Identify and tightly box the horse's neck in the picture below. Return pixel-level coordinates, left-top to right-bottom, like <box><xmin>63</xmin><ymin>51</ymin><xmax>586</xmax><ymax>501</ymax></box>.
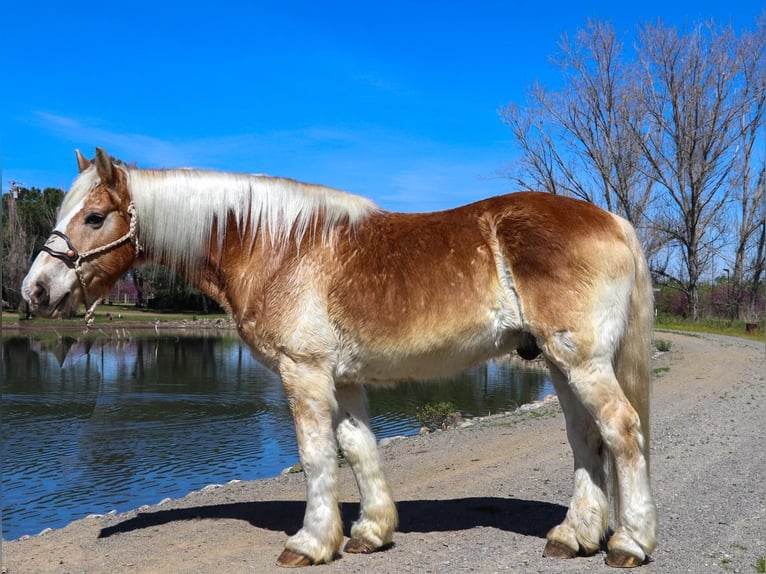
<box><xmin>134</xmin><ymin>201</ymin><xmax>284</xmax><ymax>316</ymax></box>
<box><xmin>129</xmin><ymin>167</ymin><xmax>377</xmax><ymax>317</ymax></box>
<box><xmin>131</xmin><ymin>169</ymin><xmax>231</xmax><ymax>279</ymax></box>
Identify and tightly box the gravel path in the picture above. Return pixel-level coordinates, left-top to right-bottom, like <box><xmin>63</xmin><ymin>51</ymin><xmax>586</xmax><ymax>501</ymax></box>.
<box><xmin>3</xmin><ymin>331</ymin><xmax>764</xmax><ymax>573</ymax></box>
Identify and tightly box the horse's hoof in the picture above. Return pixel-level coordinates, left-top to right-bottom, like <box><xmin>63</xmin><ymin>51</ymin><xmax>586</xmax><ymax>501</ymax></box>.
<box><xmin>344</xmin><ymin>537</ymin><xmax>377</xmax><ymax>554</ymax></box>
<box><xmin>277</xmin><ymin>548</ymin><xmax>313</xmax><ymax>568</ymax></box>
<box><xmin>605</xmin><ymin>549</ymin><xmax>644</xmax><ymax>568</ymax></box>
<box><xmin>543</xmin><ymin>540</ymin><xmax>577</xmax><ymax>559</ymax></box>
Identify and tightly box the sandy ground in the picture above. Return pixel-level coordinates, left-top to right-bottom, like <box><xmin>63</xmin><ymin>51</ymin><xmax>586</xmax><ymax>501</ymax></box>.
<box><xmin>3</xmin><ymin>331</ymin><xmax>764</xmax><ymax>573</ymax></box>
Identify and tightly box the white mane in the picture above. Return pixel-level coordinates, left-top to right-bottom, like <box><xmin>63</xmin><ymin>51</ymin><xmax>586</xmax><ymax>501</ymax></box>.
<box><xmin>62</xmin><ymin>166</ymin><xmax>380</xmax><ymax>275</ymax></box>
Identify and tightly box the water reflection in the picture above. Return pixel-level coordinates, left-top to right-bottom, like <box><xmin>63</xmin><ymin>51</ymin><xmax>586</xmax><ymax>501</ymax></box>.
<box><xmin>1</xmin><ymin>331</ymin><xmax>551</xmax><ymax>540</ymax></box>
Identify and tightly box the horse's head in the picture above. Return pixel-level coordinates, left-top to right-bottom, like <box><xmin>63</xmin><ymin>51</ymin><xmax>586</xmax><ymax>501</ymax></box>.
<box><xmin>21</xmin><ymin>148</ymin><xmax>141</xmax><ymax>319</ymax></box>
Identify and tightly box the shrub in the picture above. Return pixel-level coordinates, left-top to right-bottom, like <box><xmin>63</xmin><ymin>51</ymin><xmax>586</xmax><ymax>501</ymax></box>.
<box><xmin>654</xmin><ymin>338</ymin><xmax>673</xmax><ymax>352</ymax></box>
<box><xmin>416</xmin><ymin>401</ymin><xmax>458</xmax><ymax>431</ymax></box>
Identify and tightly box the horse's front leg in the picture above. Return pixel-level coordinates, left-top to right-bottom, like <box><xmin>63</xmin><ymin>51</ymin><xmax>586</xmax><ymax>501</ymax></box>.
<box><xmin>277</xmin><ymin>358</ymin><xmax>344</xmax><ymax>567</ymax></box>
<box><xmin>334</xmin><ymin>383</ymin><xmax>398</xmax><ymax>553</ymax></box>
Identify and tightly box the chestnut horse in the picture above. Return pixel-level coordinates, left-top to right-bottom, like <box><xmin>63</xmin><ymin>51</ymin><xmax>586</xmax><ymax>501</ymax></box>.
<box><xmin>22</xmin><ymin>148</ymin><xmax>657</xmax><ymax>567</ymax></box>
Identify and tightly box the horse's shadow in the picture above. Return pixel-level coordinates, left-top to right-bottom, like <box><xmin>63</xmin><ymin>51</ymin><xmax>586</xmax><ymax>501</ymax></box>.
<box><xmin>99</xmin><ymin>497</ymin><xmax>566</xmax><ymax>540</ymax></box>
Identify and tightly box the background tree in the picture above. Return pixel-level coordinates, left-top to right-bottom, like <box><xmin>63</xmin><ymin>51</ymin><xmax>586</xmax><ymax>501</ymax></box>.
<box><xmin>2</xmin><ymin>184</ymin><xmax>65</xmax><ymax>309</ymax></box>
<box><xmin>502</xmin><ymin>15</ymin><xmax>765</xmax><ymax>321</ymax></box>
<box><xmin>18</xmin><ymin>186</ymin><xmax>66</xmax><ymax>254</ymax></box>
<box><xmin>500</xmin><ymin>19</ymin><xmax>662</xmax><ymax>262</ymax></box>
<box><xmin>634</xmin><ymin>19</ymin><xmax>764</xmax><ymax>320</ymax></box>
<box><xmin>136</xmin><ymin>263</ymin><xmax>222</xmax><ymax>314</ymax></box>
<box><xmin>2</xmin><ymin>184</ymin><xmax>31</xmax><ymax>309</ymax></box>
<box><xmin>1</xmin><ymin>182</ymin><xmax>220</xmax><ymax>315</ymax></box>
<box><xmin>726</xmin><ymin>15</ymin><xmax>766</xmax><ymax>320</ymax></box>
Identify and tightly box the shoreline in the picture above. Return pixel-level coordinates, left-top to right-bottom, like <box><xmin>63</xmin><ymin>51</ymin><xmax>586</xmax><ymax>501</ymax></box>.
<box><xmin>2</xmin><ymin>315</ymin><xmax>238</xmax><ymax>334</ymax></box>
<box><xmin>5</xmin><ymin>394</ymin><xmax>561</xmax><ymax>545</ymax></box>
<box><xmin>3</xmin><ymin>331</ymin><xmax>765</xmax><ymax>573</ymax></box>
<box><xmin>1</xmin><ymin>335</ymin><xmax>552</xmax><ymax>543</ymax></box>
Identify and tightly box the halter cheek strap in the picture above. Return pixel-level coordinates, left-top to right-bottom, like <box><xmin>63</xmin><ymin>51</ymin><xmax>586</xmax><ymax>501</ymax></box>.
<box><xmin>41</xmin><ymin>202</ymin><xmax>142</xmax><ymax>330</ymax></box>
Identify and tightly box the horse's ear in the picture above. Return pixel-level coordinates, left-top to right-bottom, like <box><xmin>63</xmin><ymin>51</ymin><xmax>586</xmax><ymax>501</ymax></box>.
<box><xmin>75</xmin><ymin>149</ymin><xmax>91</xmax><ymax>173</ymax></box>
<box><xmin>94</xmin><ymin>147</ymin><xmax>116</xmax><ymax>186</ymax></box>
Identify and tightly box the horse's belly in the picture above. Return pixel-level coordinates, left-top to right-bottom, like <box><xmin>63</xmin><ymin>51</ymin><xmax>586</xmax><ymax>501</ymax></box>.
<box><xmin>333</xmin><ymin>323</ymin><xmax>525</xmax><ymax>384</ymax></box>
<box><xmin>331</xmin><ymin>281</ymin><xmax>527</xmax><ymax>383</ymax></box>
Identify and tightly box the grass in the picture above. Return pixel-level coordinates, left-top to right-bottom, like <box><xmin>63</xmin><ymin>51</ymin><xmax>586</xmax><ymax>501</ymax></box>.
<box><xmin>6</xmin><ymin>304</ymin><xmax>762</xmax><ymax>337</ymax></box>
<box><xmin>757</xmin><ymin>556</ymin><xmax>766</xmax><ymax>573</ymax></box>
<box><xmin>655</xmin><ymin>315</ymin><xmax>764</xmax><ymax>342</ymax></box>
<box><xmin>492</xmin><ymin>406</ymin><xmax>558</xmax><ymax>428</ymax></box>
<box><xmin>3</xmin><ymin>303</ymin><xmax>230</xmax><ymax>330</ymax></box>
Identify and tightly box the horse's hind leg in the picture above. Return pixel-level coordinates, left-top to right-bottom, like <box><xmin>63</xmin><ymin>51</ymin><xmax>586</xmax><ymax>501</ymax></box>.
<box><xmin>544</xmin><ymin>362</ymin><xmax>609</xmax><ymax>558</ymax></box>
<box><xmin>554</xmin><ymin>357</ymin><xmax>657</xmax><ymax>566</ymax></box>
<box><xmin>334</xmin><ymin>383</ymin><xmax>398</xmax><ymax>553</ymax></box>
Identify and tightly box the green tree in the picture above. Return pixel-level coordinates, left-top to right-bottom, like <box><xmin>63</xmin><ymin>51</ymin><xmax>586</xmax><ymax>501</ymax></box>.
<box><xmin>17</xmin><ymin>186</ymin><xmax>65</xmax><ymax>253</ymax></box>
<box><xmin>1</xmin><ymin>184</ymin><xmax>64</xmax><ymax>310</ymax></box>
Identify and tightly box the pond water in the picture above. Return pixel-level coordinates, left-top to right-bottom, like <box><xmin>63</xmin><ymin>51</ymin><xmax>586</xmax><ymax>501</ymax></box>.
<box><xmin>1</xmin><ymin>330</ymin><xmax>551</xmax><ymax>540</ymax></box>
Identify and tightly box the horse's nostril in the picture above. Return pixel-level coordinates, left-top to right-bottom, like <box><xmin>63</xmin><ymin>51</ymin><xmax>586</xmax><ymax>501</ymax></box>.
<box><xmin>34</xmin><ymin>282</ymin><xmax>50</xmax><ymax>307</ymax></box>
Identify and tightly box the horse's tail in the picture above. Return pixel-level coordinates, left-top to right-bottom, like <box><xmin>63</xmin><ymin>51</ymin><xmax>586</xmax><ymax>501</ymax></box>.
<box><xmin>610</xmin><ymin>218</ymin><xmax>654</xmax><ymax>510</ymax></box>
<box><xmin>616</xmin><ymin>219</ymin><xmax>653</xmax><ymax>466</ymax></box>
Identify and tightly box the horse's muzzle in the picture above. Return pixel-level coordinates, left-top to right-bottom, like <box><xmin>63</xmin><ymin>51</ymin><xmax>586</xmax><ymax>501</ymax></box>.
<box><xmin>21</xmin><ymin>258</ymin><xmax>80</xmax><ymax>319</ymax></box>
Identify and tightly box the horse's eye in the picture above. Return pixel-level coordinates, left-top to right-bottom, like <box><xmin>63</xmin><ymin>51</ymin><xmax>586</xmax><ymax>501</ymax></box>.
<box><xmin>85</xmin><ymin>212</ymin><xmax>106</xmax><ymax>228</ymax></box>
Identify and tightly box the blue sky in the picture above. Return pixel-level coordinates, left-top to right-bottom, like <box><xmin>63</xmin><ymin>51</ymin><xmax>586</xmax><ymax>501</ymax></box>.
<box><xmin>3</xmin><ymin>1</ymin><xmax>764</xmax><ymax>212</ymax></box>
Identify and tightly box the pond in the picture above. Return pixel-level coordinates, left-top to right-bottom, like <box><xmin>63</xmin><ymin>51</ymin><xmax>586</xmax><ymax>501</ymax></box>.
<box><xmin>1</xmin><ymin>330</ymin><xmax>552</xmax><ymax>540</ymax></box>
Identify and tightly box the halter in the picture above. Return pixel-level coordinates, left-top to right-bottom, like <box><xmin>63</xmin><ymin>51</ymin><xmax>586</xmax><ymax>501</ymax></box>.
<box><xmin>40</xmin><ymin>202</ymin><xmax>142</xmax><ymax>329</ymax></box>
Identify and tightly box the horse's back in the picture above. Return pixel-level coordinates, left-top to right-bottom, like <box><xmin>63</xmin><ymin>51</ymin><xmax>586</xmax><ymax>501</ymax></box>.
<box><xmin>329</xmin><ymin>202</ymin><xmax>516</xmax><ymax>381</ymax></box>
<box><xmin>326</xmin><ymin>192</ymin><xmax>637</xmax><ymax>382</ymax></box>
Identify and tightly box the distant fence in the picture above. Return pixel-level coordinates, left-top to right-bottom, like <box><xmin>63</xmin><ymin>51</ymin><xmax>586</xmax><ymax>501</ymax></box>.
<box><xmin>105</xmin><ymin>280</ymin><xmax>141</xmax><ymax>305</ymax></box>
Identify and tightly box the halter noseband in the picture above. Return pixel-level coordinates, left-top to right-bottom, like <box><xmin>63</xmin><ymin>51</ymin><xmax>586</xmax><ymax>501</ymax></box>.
<box><xmin>40</xmin><ymin>202</ymin><xmax>141</xmax><ymax>329</ymax></box>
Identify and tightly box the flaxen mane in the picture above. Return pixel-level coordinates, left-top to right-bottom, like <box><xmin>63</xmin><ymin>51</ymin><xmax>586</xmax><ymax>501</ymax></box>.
<box><xmin>63</xmin><ymin>166</ymin><xmax>380</xmax><ymax>276</ymax></box>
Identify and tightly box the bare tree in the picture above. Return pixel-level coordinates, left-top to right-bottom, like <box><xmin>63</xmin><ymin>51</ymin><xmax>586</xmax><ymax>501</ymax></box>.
<box><xmin>633</xmin><ymin>19</ymin><xmax>764</xmax><ymax>319</ymax></box>
<box><xmin>502</xmin><ymin>16</ymin><xmax>764</xmax><ymax>321</ymax></box>
<box><xmin>747</xmin><ymin>192</ymin><xmax>766</xmax><ymax>318</ymax></box>
<box><xmin>500</xmin><ymin>20</ymin><xmax>662</xmax><ymax>260</ymax></box>
<box><xmin>500</xmin><ymin>97</ymin><xmax>569</xmax><ymax>196</ymax></box>
<box><xmin>727</xmin><ymin>15</ymin><xmax>766</xmax><ymax>320</ymax></box>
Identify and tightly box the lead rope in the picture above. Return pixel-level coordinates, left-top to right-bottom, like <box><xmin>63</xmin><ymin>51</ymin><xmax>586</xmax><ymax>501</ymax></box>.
<box><xmin>78</xmin><ymin>203</ymin><xmax>142</xmax><ymax>331</ymax></box>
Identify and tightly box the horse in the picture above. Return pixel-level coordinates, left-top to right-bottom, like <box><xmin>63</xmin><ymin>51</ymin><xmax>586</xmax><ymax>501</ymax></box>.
<box><xmin>21</xmin><ymin>148</ymin><xmax>658</xmax><ymax>568</ymax></box>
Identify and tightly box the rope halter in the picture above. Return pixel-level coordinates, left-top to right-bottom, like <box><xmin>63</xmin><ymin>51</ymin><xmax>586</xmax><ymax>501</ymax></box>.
<box><xmin>39</xmin><ymin>202</ymin><xmax>142</xmax><ymax>329</ymax></box>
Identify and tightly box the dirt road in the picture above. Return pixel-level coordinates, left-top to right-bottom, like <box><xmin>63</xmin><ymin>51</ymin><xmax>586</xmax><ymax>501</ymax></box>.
<box><xmin>3</xmin><ymin>331</ymin><xmax>764</xmax><ymax>573</ymax></box>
